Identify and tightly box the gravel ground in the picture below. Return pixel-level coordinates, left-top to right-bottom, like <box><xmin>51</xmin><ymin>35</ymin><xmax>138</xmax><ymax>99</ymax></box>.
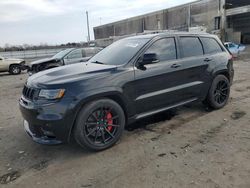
<box><xmin>0</xmin><ymin>49</ymin><xmax>250</xmax><ymax>188</ymax></box>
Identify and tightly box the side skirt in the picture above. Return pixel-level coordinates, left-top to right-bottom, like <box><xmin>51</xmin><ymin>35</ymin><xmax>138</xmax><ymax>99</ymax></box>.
<box><xmin>127</xmin><ymin>97</ymin><xmax>198</xmax><ymax>124</ymax></box>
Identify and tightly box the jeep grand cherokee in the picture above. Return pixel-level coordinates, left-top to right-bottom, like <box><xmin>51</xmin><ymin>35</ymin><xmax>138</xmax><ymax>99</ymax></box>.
<box><xmin>19</xmin><ymin>33</ymin><xmax>234</xmax><ymax>151</ymax></box>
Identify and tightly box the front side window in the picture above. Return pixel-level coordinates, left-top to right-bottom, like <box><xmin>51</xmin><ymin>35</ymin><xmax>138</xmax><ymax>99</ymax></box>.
<box><xmin>53</xmin><ymin>49</ymin><xmax>73</xmax><ymax>59</ymax></box>
<box><xmin>67</xmin><ymin>49</ymin><xmax>82</xmax><ymax>59</ymax></box>
<box><xmin>200</xmin><ymin>37</ymin><xmax>223</xmax><ymax>54</ymax></box>
<box><xmin>180</xmin><ymin>37</ymin><xmax>203</xmax><ymax>58</ymax></box>
<box><xmin>144</xmin><ymin>38</ymin><xmax>177</xmax><ymax>62</ymax></box>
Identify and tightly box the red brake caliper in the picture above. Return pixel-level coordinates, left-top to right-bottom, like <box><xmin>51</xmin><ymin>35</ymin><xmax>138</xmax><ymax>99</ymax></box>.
<box><xmin>106</xmin><ymin>112</ymin><xmax>113</xmax><ymax>131</ymax></box>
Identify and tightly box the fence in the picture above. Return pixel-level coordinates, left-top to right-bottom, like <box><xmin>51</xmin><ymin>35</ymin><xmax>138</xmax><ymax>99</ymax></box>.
<box><xmin>0</xmin><ymin>48</ymin><xmax>67</xmax><ymax>60</ymax></box>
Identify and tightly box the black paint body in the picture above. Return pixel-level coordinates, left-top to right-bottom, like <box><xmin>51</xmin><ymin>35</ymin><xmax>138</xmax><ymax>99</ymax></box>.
<box><xmin>19</xmin><ymin>33</ymin><xmax>234</xmax><ymax>144</ymax></box>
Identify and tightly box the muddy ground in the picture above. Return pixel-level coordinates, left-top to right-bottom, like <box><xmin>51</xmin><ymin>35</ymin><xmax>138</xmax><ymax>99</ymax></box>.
<box><xmin>0</xmin><ymin>49</ymin><xmax>250</xmax><ymax>188</ymax></box>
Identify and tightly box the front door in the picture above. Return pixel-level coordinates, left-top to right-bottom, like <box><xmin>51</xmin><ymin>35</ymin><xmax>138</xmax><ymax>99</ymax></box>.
<box><xmin>134</xmin><ymin>37</ymin><xmax>185</xmax><ymax>115</ymax></box>
<box><xmin>64</xmin><ymin>49</ymin><xmax>83</xmax><ymax>65</ymax></box>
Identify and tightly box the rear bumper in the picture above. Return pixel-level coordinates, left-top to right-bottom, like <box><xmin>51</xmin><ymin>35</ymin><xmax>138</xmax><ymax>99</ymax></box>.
<box><xmin>19</xmin><ymin>96</ymin><xmax>76</xmax><ymax>145</ymax></box>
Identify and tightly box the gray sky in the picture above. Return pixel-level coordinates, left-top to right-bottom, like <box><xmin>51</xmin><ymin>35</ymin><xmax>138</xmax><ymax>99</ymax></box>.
<box><xmin>0</xmin><ymin>0</ymin><xmax>195</xmax><ymax>47</ymax></box>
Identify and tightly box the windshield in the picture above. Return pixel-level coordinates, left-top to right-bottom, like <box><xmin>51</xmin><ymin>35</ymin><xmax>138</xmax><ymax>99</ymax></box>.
<box><xmin>53</xmin><ymin>49</ymin><xmax>73</xmax><ymax>59</ymax></box>
<box><xmin>89</xmin><ymin>38</ymin><xmax>150</xmax><ymax>65</ymax></box>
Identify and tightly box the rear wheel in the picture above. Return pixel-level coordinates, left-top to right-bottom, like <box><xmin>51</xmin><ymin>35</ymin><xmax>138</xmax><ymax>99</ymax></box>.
<box><xmin>206</xmin><ymin>75</ymin><xmax>230</xmax><ymax>109</ymax></box>
<box><xmin>74</xmin><ymin>99</ymin><xmax>125</xmax><ymax>151</ymax></box>
<box><xmin>9</xmin><ymin>65</ymin><xmax>21</xmax><ymax>75</ymax></box>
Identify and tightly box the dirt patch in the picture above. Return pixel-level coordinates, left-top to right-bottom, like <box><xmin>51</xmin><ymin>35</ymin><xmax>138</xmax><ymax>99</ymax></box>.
<box><xmin>31</xmin><ymin>160</ymin><xmax>49</xmax><ymax>171</ymax></box>
<box><xmin>0</xmin><ymin>171</ymin><xmax>21</xmax><ymax>184</ymax></box>
<box><xmin>158</xmin><ymin>153</ymin><xmax>166</xmax><ymax>157</ymax></box>
<box><xmin>198</xmin><ymin>122</ymin><xmax>227</xmax><ymax>145</ymax></box>
<box><xmin>233</xmin><ymin>79</ymin><xmax>247</xmax><ymax>84</ymax></box>
<box><xmin>231</xmin><ymin>111</ymin><xmax>246</xmax><ymax>120</ymax></box>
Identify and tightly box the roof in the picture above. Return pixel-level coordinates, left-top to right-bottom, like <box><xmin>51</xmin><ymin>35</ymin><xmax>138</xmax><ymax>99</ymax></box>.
<box><xmin>123</xmin><ymin>32</ymin><xmax>212</xmax><ymax>40</ymax></box>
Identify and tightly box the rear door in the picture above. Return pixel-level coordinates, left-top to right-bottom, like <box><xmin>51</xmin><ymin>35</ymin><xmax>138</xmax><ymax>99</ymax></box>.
<box><xmin>0</xmin><ymin>57</ymin><xmax>8</xmax><ymax>71</ymax></box>
<box><xmin>199</xmin><ymin>37</ymin><xmax>227</xmax><ymax>94</ymax></box>
<box><xmin>176</xmin><ymin>36</ymin><xmax>210</xmax><ymax>99</ymax></box>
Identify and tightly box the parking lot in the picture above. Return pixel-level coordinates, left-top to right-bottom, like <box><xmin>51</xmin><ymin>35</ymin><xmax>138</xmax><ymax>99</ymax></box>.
<box><xmin>0</xmin><ymin>48</ymin><xmax>250</xmax><ymax>188</ymax></box>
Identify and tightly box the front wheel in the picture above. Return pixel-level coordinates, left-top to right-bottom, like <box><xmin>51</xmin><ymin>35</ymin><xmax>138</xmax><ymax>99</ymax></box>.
<box><xmin>206</xmin><ymin>75</ymin><xmax>230</xmax><ymax>109</ymax></box>
<box><xmin>9</xmin><ymin>65</ymin><xmax>21</xmax><ymax>75</ymax></box>
<box><xmin>74</xmin><ymin>99</ymin><xmax>125</xmax><ymax>151</ymax></box>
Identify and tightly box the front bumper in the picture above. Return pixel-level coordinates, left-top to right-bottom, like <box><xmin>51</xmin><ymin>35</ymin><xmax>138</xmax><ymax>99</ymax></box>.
<box><xmin>23</xmin><ymin>119</ymin><xmax>62</xmax><ymax>145</ymax></box>
<box><xmin>19</xmin><ymin>96</ymin><xmax>76</xmax><ymax>145</ymax></box>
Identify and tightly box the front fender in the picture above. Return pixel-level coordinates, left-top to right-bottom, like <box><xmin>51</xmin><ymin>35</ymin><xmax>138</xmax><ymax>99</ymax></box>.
<box><xmin>66</xmin><ymin>87</ymin><xmax>134</xmax><ymax>142</ymax></box>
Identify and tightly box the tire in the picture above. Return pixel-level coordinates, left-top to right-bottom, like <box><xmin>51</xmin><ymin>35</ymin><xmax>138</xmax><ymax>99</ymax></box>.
<box><xmin>206</xmin><ymin>75</ymin><xmax>230</xmax><ymax>109</ymax></box>
<box><xmin>9</xmin><ymin>65</ymin><xmax>21</xmax><ymax>75</ymax></box>
<box><xmin>74</xmin><ymin>99</ymin><xmax>125</xmax><ymax>151</ymax></box>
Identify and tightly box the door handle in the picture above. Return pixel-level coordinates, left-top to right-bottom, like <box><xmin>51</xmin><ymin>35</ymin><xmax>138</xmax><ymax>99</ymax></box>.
<box><xmin>204</xmin><ymin>58</ymin><xmax>212</xmax><ymax>62</ymax></box>
<box><xmin>171</xmin><ymin>63</ymin><xmax>181</xmax><ymax>68</ymax></box>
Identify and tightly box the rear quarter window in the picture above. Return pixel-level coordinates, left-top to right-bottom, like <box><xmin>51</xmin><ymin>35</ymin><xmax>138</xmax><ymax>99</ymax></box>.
<box><xmin>200</xmin><ymin>37</ymin><xmax>223</xmax><ymax>54</ymax></box>
<box><xmin>179</xmin><ymin>37</ymin><xmax>203</xmax><ymax>58</ymax></box>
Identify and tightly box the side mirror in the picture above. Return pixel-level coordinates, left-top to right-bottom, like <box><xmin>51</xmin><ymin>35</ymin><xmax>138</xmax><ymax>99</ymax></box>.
<box><xmin>139</xmin><ymin>53</ymin><xmax>159</xmax><ymax>66</ymax></box>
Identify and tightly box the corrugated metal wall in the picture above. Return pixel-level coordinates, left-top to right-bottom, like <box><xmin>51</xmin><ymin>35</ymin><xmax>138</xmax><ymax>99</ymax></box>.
<box><xmin>94</xmin><ymin>0</ymin><xmax>220</xmax><ymax>39</ymax></box>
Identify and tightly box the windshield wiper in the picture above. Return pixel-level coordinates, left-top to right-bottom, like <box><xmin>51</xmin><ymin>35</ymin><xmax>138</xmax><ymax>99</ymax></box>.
<box><xmin>91</xmin><ymin>61</ymin><xmax>104</xmax><ymax>65</ymax></box>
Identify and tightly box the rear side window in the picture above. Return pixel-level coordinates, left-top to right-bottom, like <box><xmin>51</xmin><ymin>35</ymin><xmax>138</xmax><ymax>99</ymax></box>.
<box><xmin>145</xmin><ymin>38</ymin><xmax>177</xmax><ymax>62</ymax></box>
<box><xmin>179</xmin><ymin>37</ymin><xmax>203</xmax><ymax>58</ymax></box>
<box><xmin>200</xmin><ymin>37</ymin><xmax>223</xmax><ymax>54</ymax></box>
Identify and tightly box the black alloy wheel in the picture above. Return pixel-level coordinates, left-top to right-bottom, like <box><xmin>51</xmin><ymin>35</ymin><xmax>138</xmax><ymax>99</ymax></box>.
<box><xmin>74</xmin><ymin>99</ymin><xmax>125</xmax><ymax>151</ymax></box>
<box><xmin>213</xmin><ymin>80</ymin><xmax>229</xmax><ymax>105</ymax></box>
<box><xmin>207</xmin><ymin>75</ymin><xmax>230</xmax><ymax>109</ymax></box>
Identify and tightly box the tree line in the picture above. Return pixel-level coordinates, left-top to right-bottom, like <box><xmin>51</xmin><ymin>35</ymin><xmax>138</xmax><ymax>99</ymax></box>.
<box><xmin>0</xmin><ymin>42</ymin><xmax>90</xmax><ymax>52</ymax></box>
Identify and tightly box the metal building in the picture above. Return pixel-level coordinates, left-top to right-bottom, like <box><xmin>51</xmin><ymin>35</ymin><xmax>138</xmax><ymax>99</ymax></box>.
<box><xmin>93</xmin><ymin>0</ymin><xmax>250</xmax><ymax>45</ymax></box>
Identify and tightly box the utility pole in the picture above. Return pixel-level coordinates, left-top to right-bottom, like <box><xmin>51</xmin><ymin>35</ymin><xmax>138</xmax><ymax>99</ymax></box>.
<box><xmin>86</xmin><ymin>11</ymin><xmax>90</xmax><ymax>44</ymax></box>
<box><xmin>220</xmin><ymin>0</ymin><xmax>226</xmax><ymax>42</ymax></box>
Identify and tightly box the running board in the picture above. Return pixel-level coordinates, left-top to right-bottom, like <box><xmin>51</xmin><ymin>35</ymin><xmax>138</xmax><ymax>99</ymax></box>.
<box><xmin>135</xmin><ymin>98</ymin><xmax>197</xmax><ymax>120</ymax></box>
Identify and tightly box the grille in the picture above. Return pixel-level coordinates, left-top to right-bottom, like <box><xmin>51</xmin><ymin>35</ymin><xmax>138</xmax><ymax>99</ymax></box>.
<box><xmin>22</xmin><ymin>85</ymin><xmax>39</xmax><ymax>100</ymax></box>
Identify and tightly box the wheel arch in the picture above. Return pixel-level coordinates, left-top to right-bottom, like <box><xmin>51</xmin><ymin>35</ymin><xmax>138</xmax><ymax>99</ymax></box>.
<box><xmin>213</xmin><ymin>69</ymin><xmax>230</xmax><ymax>83</ymax></box>
<box><xmin>8</xmin><ymin>63</ymin><xmax>21</xmax><ymax>71</ymax></box>
<box><xmin>67</xmin><ymin>91</ymin><xmax>130</xmax><ymax>142</ymax></box>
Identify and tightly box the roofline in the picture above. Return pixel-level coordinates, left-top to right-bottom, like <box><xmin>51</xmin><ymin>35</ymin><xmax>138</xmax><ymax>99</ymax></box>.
<box><xmin>94</xmin><ymin>0</ymin><xmax>201</xmax><ymax>29</ymax></box>
<box><xmin>122</xmin><ymin>32</ymin><xmax>212</xmax><ymax>40</ymax></box>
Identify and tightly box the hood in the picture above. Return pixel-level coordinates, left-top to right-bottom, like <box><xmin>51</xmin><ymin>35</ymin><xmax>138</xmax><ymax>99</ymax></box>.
<box><xmin>27</xmin><ymin>62</ymin><xmax>117</xmax><ymax>87</ymax></box>
<box><xmin>30</xmin><ymin>57</ymin><xmax>57</xmax><ymax>65</ymax></box>
<box><xmin>5</xmin><ymin>58</ymin><xmax>23</xmax><ymax>62</ymax></box>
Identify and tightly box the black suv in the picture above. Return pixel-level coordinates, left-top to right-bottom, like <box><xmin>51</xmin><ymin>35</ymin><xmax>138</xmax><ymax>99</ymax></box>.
<box><xmin>19</xmin><ymin>33</ymin><xmax>234</xmax><ymax>151</ymax></box>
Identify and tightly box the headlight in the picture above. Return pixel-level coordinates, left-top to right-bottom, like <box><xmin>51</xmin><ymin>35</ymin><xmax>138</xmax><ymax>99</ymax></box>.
<box><xmin>39</xmin><ymin>89</ymin><xmax>65</xmax><ymax>100</ymax></box>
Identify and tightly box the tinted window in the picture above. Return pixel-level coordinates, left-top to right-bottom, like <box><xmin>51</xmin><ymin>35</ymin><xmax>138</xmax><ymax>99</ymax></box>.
<box><xmin>180</xmin><ymin>37</ymin><xmax>203</xmax><ymax>58</ymax></box>
<box><xmin>200</xmin><ymin>37</ymin><xmax>223</xmax><ymax>54</ymax></box>
<box><xmin>67</xmin><ymin>49</ymin><xmax>82</xmax><ymax>59</ymax></box>
<box><xmin>144</xmin><ymin>38</ymin><xmax>176</xmax><ymax>62</ymax></box>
